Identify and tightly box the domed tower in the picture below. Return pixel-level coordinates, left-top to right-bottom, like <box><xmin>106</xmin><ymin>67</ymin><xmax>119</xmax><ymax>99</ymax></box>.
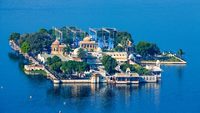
<box><xmin>79</xmin><ymin>36</ymin><xmax>98</xmax><ymax>52</ymax></box>
<box><xmin>51</xmin><ymin>39</ymin><xmax>66</xmax><ymax>55</ymax></box>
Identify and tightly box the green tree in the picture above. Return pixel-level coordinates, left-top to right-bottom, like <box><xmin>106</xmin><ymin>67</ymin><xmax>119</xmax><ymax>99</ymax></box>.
<box><xmin>46</xmin><ymin>56</ymin><xmax>61</xmax><ymax>65</ymax></box>
<box><xmin>21</xmin><ymin>41</ymin><xmax>30</xmax><ymax>53</ymax></box>
<box><xmin>135</xmin><ymin>41</ymin><xmax>160</xmax><ymax>57</ymax></box>
<box><xmin>39</xmin><ymin>28</ymin><xmax>48</xmax><ymax>34</ymax></box>
<box><xmin>133</xmin><ymin>64</ymin><xmax>150</xmax><ymax>75</ymax></box>
<box><xmin>61</xmin><ymin>61</ymin><xmax>90</xmax><ymax>75</ymax></box>
<box><xmin>9</xmin><ymin>32</ymin><xmax>20</xmax><ymax>42</ymax></box>
<box><xmin>18</xmin><ymin>33</ymin><xmax>29</xmax><ymax>45</ymax></box>
<box><xmin>114</xmin><ymin>32</ymin><xmax>133</xmax><ymax>49</ymax></box>
<box><xmin>114</xmin><ymin>46</ymin><xmax>124</xmax><ymax>52</ymax></box>
<box><xmin>63</xmin><ymin>37</ymin><xmax>73</xmax><ymax>45</ymax></box>
<box><xmin>177</xmin><ymin>49</ymin><xmax>185</xmax><ymax>58</ymax></box>
<box><xmin>50</xmin><ymin>62</ymin><xmax>62</xmax><ymax>72</ymax></box>
<box><xmin>78</xmin><ymin>62</ymin><xmax>90</xmax><ymax>73</ymax></box>
<box><xmin>63</xmin><ymin>45</ymin><xmax>72</xmax><ymax>54</ymax></box>
<box><xmin>60</xmin><ymin>27</ymin><xmax>74</xmax><ymax>45</ymax></box>
<box><xmin>61</xmin><ymin>61</ymin><xmax>73</xmax><ymax>74</ymax></box>
<box><xmin>48</xmin><ymin>29</ymin><xmax>56</xmax><ymax>39</ymax></box>
<box><xmin>25</xmin><ymin>32</ymin><xmax>54</xmax><ymax>55</ymax></box>
<box><xmin>78</xmin><ymin>48</ymin><xmax>87</xmax><ymax>59</ymax></box>
<box><xmin>46</xmin><ymin>57</ymin><xmax>53</xmax><ymax>65</ymax></box>
<box><xmin>51</xmin><ymin>56</ymin><xmax>61</xmax><ymax>63</ymax></box>
<box><xmin>120</xmin><ymin>63</ymin><xmax>135</xmax><ymax>72</ymax></box>
<box><xmin>101</xmin><ymin>55</ymin><xmax>117</xmax><ymax>75</ymax></box>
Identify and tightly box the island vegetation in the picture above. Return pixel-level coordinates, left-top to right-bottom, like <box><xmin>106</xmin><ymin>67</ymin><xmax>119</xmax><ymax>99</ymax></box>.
<box><xmin>9</xmin><ymin>26</ymin><xmax>186</xmax><ymax>83</ymax></box>
<box><xmin>46</xmin><ymin>56</ymin><xmax>90</xmax><ymax>78</ymax></box>
<box><xmin>135</xmin><ymin>41</ymin><xmax>160</xmax><ymax>57</ymax></box>
<box><xmin>101</xmin><ymin>55</ymin><xmax>117</xmax><ymax>75</ymax></box>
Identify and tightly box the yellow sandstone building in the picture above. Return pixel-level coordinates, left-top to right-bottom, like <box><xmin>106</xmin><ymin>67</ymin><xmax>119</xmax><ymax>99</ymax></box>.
<box><xmin>51</xmin><ymin>39</ymin><xmax>66</xmax><ymax>55</ymax></box>
<box><xmin>79</xmin><ymin>36</ymin><xmax>98</xmax><ymax>52</ymax></box>
<box><xmin>103</xmin><ymin>52</ymin><xmax>128</xmax><ymax>63</ymax></box>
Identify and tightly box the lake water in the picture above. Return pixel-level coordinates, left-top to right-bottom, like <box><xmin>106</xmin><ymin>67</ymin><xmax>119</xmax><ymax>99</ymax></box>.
<box><xmin>0</xmin><ymin>0</ymin><xmax>200</xmax><ymax>113</ymax></box>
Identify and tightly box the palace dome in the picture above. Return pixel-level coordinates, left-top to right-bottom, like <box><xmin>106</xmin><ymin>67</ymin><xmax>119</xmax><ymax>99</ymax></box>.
<box><xmin>83</xmin><ymin>36</ymin><xmax>91</xmax><ymax>41</ymax></box>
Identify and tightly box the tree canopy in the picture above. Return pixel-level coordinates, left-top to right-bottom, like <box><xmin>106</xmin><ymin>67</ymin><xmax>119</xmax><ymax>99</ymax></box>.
<box><xmin>78</xmin><ymin>48</ymin><xmax>87</xmax><ymax>59</ymax></box>
<box><xmin>63</xmin><ymin>45</ymin><xmax>72</xmax><ymax>54</ymax></box>
<box><xmin>46</xmin><ymin>56</ymin><xmax>90</xmax><ymax>75</ymax></box>
<box><xmin>120</xmin><ymin>63</ymin><xmax>135</xmax><ymax>72</ymax></box>
<box><xmin>61</xmin><ymin>60</ymin><xmax>90</xmax><ymax>74</ymax></box>
<box><xmin>50</xmin><ymin>62</ymin><xmax>62</xmax><ymax>72</ymax></box>
<box><xmin>135</xmin><ymin>41</ymin><xmax>160</xmax><ymax>57</ymax></box>
<box><xmin>114</xmin><ymin>32</ymin><xmax>133</xmax><ymax>51</ymax></box>
<box><xmin>120</xmin><ymin>63</ymin><xmax>150</xmax><ymax>75</ymax></box>
<box><xmin>177</xmin><ymin>49</ymin><xmax>185</xmax><ymax>58</ymax></box>
<box><xmin>133</xmin><ymin>64</ymin><xmax>150</xmax><ymax>75</ymax></box>
<box><xmin>25</xmin><ymin>32</ymin><xmax>54</xmax><ymax>55</ymax></box>
<box><xmin>46</xmin><ymin>56</ymin><xmax>62</xmax><ymax>72</ymax></box>
<box><xmin>101</xmin><ymin>55</ymin><xmax>117</xmax><ymax>75</ymax></box>
<box><xmin>46</xmin><ymin>56</ymin><xmax>61</xmax><ymax>65</ymax></box>
<box><xmin>21</xmin><ymin>41</ymin><xmax>30</xmax><ymax>53</ymax></box>
<box><xmin>114</xmin><ymin>46</ymin><xmax>124</xmax><ymax>52</ymax></box>
<box><xmin>9</xmin><ymin>32</ymin><xmax>20</xmax><ymax>42</ymax></box>
<box><xmin>39</xmin><ymin>28</ymin><xmax>48</xmax><ymax>34</ymax></box>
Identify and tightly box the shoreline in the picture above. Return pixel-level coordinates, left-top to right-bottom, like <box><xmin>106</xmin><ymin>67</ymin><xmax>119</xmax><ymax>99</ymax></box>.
<box><xmin>9</xmin><ymin>40</ymin><xmax>60</xmax><ymax>83</ymax></box>
<box><xmin>9</xmin><ymin>39</ymin><xmax>181</xmax><ymax>85</ymax></box>
<box><xmin>141</xmin><ymin>56</ymin><xmax>187</xmax><ymax>65</ymax></box>
<box><xmin>141</xmin><ymin>61</ymin><xmax>187</xmax><ymax>65</ymax></box>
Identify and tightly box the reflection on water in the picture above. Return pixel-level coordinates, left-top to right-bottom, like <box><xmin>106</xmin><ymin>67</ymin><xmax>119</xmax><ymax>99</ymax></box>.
<box><xmin>8</xmin><ymin>50</ymin><xmax>163</xmax><ymax>112</ymax></box>
<box><xmin>48</xmin><ymin>83</ymin><xmax>160</xmax><ymax>98</ymax></box>
<box><xmin>45</xmin><ymin>83</ymin><xmax>161</xmax><ymax>113</ymax></box>
<box><xmin>8</xmin><ymin>52</ymin><xmax>29</xmax><ymax>63</ymax></box>
<box><xmin>141</xmin><ymin>83</ymin><xmax>161</xmax><ymax>106</ymax></box>
<box><xmin>8</xmin><ymin>52</ymin><xmax>29</xmax><ymax>72</ymax></box>
<box><xmin>176</xmin><ymin>65</ymin><xmax>186</xmax><ymax>80</ymax></box>
<box><xmin>47</xmin><ymin>83</ymin><xmax>160</xmax><ymax>102</ymax></box>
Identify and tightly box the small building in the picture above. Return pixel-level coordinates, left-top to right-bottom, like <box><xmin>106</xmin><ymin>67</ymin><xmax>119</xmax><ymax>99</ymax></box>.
<box><xmin>79</xmin><ymin>36</ymin><xmax>99</xmax><ymax>52</ymax></box>
<box><xmin>103</xmin><ymin>52</ymin><xmax>128</xmax><ymax>63</ymax></box>
<box><xmin>24</xmin><ymin>64</ymin><xmax>44</xmax><ymax>71</ymax></box>
<box><xmin>113</xmin><ymin>68</ymin><xmax>139</xmax><ymax>84</ymax></box>
<box><xmin>51</xmin><ymin>39</ymin><xmax>66</xmax><ymax>55</ymax></box>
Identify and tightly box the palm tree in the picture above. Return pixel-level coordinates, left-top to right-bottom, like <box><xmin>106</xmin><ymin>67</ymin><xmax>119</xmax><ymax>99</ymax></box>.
<box><xmin>177</xmin><ymin>49</ymin><xmax>184</xmax><ymax>58</ymax></box>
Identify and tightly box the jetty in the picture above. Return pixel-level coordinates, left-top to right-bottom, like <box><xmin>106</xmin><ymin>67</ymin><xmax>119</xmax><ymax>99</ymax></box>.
<box><xmin>140</xmin><ymin>56</ymin><xmax>187</xmax><ymax>65</ymax></box>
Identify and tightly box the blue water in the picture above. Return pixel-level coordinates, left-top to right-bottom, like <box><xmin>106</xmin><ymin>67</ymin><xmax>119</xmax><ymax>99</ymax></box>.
<box><xmin>1</xmin><ymin>0</ymin><xmax>200</xmax><ymax>113</ymax></box>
